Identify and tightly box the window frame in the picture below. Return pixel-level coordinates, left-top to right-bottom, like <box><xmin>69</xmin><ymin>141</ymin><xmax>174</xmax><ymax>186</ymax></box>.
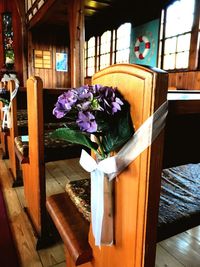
<box><xmin>84</xmin><ymin>22</ymin><xmax>132</xmax><ymax>78</ymax></box>
<box><xmin>159</xmin><ymin>0</ymin><xmax>200</xmax><ymax>71</ymax></box>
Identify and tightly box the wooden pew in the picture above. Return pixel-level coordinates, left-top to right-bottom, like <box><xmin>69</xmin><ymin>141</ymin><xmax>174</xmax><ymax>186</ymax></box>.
<box><xmin>20</xmin><ymin>76</ymin><xmax>83</xmax><ymax>249</ymax></box>
<box><xmin>0</xmin><ymin>118</ymin><xmax>9</xmax><ymax>159</ymax></box>
<box><xmin>164</xmin><ymin>90</ymin><xmax>200</xmax><ymax>168</ymax></box>
<box><xmin>46</xmin><ymin>63</ymin><xmax>168</xmax><ymax>267</ymax></box>
<box><xmin>5</xmin><ymin>81</ymin><xmax>27</xmax><ymax>186</ymax></box>
<box><xmin>156</xmin><ymin>90</ymin><xmax>200</xmax><ymax>241</ymax></box>
<box><xmin>0</xmin><ymin>81</ymin><xmax>9</xmax><ymax>159</ymax></box>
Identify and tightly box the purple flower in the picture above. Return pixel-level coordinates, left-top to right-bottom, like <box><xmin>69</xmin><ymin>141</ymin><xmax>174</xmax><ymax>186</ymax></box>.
<box><xmin>53</xmin><ymin>105</ymin><xmax>65</xmax><ymax>118</ymax></box>
<box><xmin>91</xmin><ymin>84</ymin><xmax>101</xmax><ymax>94</ymax></box>
<box><xmin>76</xmin><ymin>86</ymin><xmax>93</xmax><ymax>100</ymax></box>
<box><xmin>99</xmin><ymin>86</ymin><xmax>124</xmax><ymax>114</ymax></box>
<box><xmin>111</xmin><ymin>97</ymin><xmax>124</xmax><ymax>113</ymax></box>
<box><xmin>77</xmin><ymin>101</ymin><xmax>91</xmax><ymax>111</ymax></box>
<box><xmin>53</xmin><ymin>90</ymin><xmax>77</xmax><ymax>118</ymax></box>
<box><xmin>76</xmin><ymin>111</ymin><xmax>97</xmax><ymax>133</ymax></box>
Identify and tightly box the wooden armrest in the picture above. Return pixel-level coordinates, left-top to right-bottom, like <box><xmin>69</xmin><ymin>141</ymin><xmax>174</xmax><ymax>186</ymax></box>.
<box><xmin>46</xmin><ymin>193</ymin><xmax>92</xmax><ymax>266</ymax></box>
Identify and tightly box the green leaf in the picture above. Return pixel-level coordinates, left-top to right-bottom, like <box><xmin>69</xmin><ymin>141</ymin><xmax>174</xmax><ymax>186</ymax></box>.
<box><xmin>102</xmin><ymin>104</ymin><xmax>134</xmax><ymax>154</ymax></box>
<box><xmin>0</xmin><ymin>98</ymin><xmax>9</xmax><ymax>105</ymax></box>
<box><xmin>50</xmin><ymin>127</ymin><xmax>99</xmax><ymax>152</ymax></box>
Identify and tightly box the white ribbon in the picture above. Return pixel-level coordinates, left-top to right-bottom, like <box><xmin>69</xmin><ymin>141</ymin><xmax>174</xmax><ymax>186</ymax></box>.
<box><xmin>2</xmin><ymin>105</ymin><xmax>11</xmax><ymax>129</ymax></box>
<box><xmin>79</xmin><ymin>101</ymin><xmax>168</xmax><ymax>246</ymax></box>
<box><xmin>1</xmin><ymin>74</ymin><xmax>19</xmax><ymax>129</ymax></box>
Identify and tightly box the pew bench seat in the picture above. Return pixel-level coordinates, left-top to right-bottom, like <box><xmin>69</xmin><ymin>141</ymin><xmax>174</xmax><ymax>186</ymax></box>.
<box><xmin>46</xmin><ymin>192</ymin><xmax>93</xmax><ymax>266</ymax></box>
<box><xmin>14</xmin><ymin>131</ymin><xmax>83</xmax><ymax>163</ymax></box>
<box><xmin>158</xmin><ymin>163</ymin><xmax>200</xmax><ymax>241</ymax></box>
<box><xmin>47</xmin><ymin>163</ymin><xmax>200</xmax><ymax>248</ymax></box>
<box><xmin>65</xmin><ymin>179</ymin><xmax>91</xmax><ymax>222</ymax></box>
<box><xmin>0</xmin><ymin>108</ymin><xmax>28</xmax><ymax>131</ymax></box>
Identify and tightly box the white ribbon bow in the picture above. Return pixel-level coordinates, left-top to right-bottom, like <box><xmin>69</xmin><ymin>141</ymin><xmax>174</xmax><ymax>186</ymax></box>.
<box><xmin>79</xmin><ymin>101</ymin><xmax>168</xmax><ymax>246</ymax></box>
<box><xmin>1</xmin><ymin>75</ymin><xmax>19</xmax><ymax>129</ymax></box>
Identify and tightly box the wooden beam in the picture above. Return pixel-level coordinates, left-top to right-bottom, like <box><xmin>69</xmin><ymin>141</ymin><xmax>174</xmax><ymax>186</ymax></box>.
<box><xmin>188</xmin><ymin>0</ymin><xmax>200</xmax><ymax>70</ymax></box>
<box><xmin>27</xmin><ymin>0</ymin><xmax>57</xmax><ymax>29</ymax></box>
<box><xmin>68</xmin><ymin>0</ymin><xmax>85</xmax><ymax>87</ymax></box>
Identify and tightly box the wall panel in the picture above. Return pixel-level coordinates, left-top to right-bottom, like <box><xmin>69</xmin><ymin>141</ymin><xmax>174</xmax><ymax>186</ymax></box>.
<box><xmin>29</xmin><ymin>25</ymin><xmax>70</xmax><ymax>88</ymax></box>
<box><xmin>168</xmin><ymin>71</ymin><xmax>200</xmax><ymax>90</ymax></box>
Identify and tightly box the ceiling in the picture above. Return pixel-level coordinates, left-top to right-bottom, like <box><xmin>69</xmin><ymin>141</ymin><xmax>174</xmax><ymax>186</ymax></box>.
<box><xmin>27</xmin><ymin>0</ymin><xmax>173</xmax><ymax>39</ymax></box>
<box><xmin>86</xmin><ymin>0</ymin><xmax>173</xmax><ymax>38</ymax></box>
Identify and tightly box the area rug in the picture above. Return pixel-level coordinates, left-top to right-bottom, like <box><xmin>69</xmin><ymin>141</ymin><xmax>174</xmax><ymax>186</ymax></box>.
<box><xmin>0</xmin><ymin>182</ymin><xmax>20</xmax><ymax>267</ymax></box>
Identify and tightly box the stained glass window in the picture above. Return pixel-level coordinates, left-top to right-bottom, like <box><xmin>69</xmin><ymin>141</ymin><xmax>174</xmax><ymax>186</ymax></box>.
<box><xmin>2</xmin><ymin>12</ymin><xmax>15</xmax><ymax>69</ymax></box>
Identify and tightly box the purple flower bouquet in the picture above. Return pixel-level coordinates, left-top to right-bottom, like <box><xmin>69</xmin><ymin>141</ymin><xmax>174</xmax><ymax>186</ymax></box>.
<box><xmin>51</xmin><ymin>84</ymin><xmax>134</xmax><ymax>159</ymax></box>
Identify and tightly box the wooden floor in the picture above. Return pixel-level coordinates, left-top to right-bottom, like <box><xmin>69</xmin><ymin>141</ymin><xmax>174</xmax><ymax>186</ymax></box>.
<box><xmin>1</xmin><ymin>146</ymin><xmax>200</xmax><ymax>267</ymax></box>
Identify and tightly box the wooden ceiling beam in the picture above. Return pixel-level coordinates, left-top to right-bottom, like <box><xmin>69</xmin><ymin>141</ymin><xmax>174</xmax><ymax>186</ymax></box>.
<box><xmin>27</xmin><ymin>0</ymin><xmax>57</xmax><ymax>29</ymax></box>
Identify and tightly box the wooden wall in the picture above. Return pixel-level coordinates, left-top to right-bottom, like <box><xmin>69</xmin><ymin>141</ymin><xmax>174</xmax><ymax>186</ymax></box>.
<box><xmin>28</xmin><ymin>25</ymin><xmax>70</xmax><ymax>88</ymax></box>
<box><xmin>168</xmin><ymin>71</ymin><xmax>200</xmax><ymax>90</ymax></box>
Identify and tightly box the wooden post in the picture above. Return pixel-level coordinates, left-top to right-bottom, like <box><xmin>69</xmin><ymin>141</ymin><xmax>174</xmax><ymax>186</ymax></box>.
<box><xmin>188</xmin><ymin>0</ymin><xmax>200</xmax><ymax>70</ymax></box>
<box><xmin>68</xmin><ymin>0</ymin><xmax>85</xmax><ymax>87</ymax></box>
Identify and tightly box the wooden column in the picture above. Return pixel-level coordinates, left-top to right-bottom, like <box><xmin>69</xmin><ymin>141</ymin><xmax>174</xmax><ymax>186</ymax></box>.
<box><xmin>68</xmin><ymin>0</ymin><xmax>85</xmax><ymax>87</ymax></box>
<box><xmin>14</xmin><ymin>0</ymin><xmax>28</xmax><ymax>85</ymax></box>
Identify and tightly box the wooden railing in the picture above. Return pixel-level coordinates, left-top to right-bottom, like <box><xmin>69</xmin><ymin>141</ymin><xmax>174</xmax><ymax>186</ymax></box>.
<box><xmin>25</xmin><ymin>0</ymin><xmax>56</xmax><ymax>27</ymax></box>
<box><xmin>25</xmin><ymin>0</ymin><xmax>45</xmax><ymax>23</ymax></box>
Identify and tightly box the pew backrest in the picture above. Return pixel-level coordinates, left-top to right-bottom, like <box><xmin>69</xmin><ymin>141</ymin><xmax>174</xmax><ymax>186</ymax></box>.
<box><xmin>89</xmin><ymin>63</ymin><xmax>168</xmax><ymax>267</ymax></box>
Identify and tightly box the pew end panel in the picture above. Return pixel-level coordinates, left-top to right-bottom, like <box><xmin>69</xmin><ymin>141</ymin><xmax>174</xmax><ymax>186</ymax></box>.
<box><xmin>46</xmin><ymin>63</ymin><xmax>168</xmax><ymax>267</ymax></box>
<box><xmin>2</xmin><ymin>80</ymin><xmax>28</xmax><ymax>186</ymax></box>
<box><xmin>0</xmin><ymin>99</ymin><xmax>9</xmax><ymax>159</ymax></box>
<box><xmin>22</xmin><ymin>76</ymin><xmax>83</xmax><ymax>249</ymax></box>
<box><xmin>6</xmin><ymin>80</ymin><xmax>20</xmax><ymax>185</ymax></box>
<box><xmin>21</xmin><ymin>76</ymin><xmax>48</xmax><ymax>248</ymax></box>
<box><xmin>88</xmin><ymin>64</ymin><xmax>168</xmax><ymax>267</ymax></box>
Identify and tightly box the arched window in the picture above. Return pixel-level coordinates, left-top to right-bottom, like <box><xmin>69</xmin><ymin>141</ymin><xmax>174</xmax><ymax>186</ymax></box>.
<box><xmin>85</xmin><ymin>36</ymin><xmax>96</xmax><ymax>77</ymax></box>
<box><xmin>84</xmin><ymin>22</ymin><xmax>132</xmax><ymax>77</ymax></box>
<box><xmin>115</xmin><ymin>23</ymin><xmax>132</xmax><ymax>64</ymax></box>
<box><xmin>99</xmin><ymin>30</ymin><xmax>112</xmax><ymax>70</ymax></box>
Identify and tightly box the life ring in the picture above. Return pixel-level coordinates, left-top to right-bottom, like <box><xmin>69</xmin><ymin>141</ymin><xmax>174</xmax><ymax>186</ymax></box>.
<box><xmin>134</xmin><ymin>36</ymin><xmax>151</xmax><ymax>60</ymax></box>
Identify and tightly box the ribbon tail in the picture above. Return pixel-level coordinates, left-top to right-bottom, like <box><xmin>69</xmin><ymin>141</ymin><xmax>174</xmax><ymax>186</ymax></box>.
<box><xmin>91</xmin><ymin>169</ymin><xmax>104</xmax><ymax>246</ymax></box>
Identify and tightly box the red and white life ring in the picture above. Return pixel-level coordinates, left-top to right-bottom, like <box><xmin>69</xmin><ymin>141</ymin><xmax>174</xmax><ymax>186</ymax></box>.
<box><xmin>134</xmin><ymin>36</ymin><xmax>151</xmax><ymax>60</ymax></box>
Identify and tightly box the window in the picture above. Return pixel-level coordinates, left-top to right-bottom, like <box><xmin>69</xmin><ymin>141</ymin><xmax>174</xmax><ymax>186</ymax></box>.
<box><xmin>2</xmin><ymin>12</ymin><xmax>15</xmax><ymax>69</ymax></box>
<box><xmin>34</xmin><ymin>50</ymin><xmax>51</xmax><ymax>69</ymax></box>
<box><xmin>99</xmin><ymin>31</ymin><xmax>111</xmax><ymax>70</ymax></box>
<box><xmin>159</xmin><ymin>0</ymin><xmax>195</xmax><ymax>70</ymax></box>
<box><xmin>84</xmin><ymin>22</ymin><xmax>132</xmax><ymax>77</ymax></box>
<box><xmin>115</xmin><ymin>23</ymin><xmax>132</xmax><ymax>63</ymax></box>
<box><xmin>85</xmin><ymin>37</ymin><xmax>96</xmax><ymax>77</ymax></box>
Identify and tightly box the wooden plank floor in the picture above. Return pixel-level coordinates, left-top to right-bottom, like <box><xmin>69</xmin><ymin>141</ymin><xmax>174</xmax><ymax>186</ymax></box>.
<box><xmin>1</xmin><ymin>146</ymin><xmax>200</xmax><ymax>267</ymax></box>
